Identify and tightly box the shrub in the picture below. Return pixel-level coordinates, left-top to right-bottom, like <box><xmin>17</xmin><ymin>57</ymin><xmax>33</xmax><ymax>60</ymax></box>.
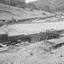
<box><xmin>38</xmin><ymin>30</ymin><xmax>60</xmax><ymax>41</ymax></box>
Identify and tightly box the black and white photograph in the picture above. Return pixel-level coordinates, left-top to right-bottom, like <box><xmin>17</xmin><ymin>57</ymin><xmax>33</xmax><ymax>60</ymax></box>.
<box><xmin>0</xmin><ymin>0</ymin><xmax>64</xmax><ymax>64</ymax></box>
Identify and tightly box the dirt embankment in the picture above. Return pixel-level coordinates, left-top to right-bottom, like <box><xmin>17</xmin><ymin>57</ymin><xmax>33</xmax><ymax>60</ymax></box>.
<box><xmin>0</xmin><ymin>39</ymin><xmax>64</xmax><ymax>64</ymax></box>
<box><xmin>0</xmin><ymin>29</ymin><xmax>63</xmax><ymax>64</ymax></box>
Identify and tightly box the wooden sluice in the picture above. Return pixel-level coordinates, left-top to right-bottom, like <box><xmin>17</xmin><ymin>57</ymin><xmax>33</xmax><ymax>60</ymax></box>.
<box><xmin>0</xmin><ymin>29</ymin><xmax>62</xmax><ymax>45</ymax></box>
<box><xmin>0</xmin><ymin>33</ymin><xmax>38</xmax><ymax>45</ymax></box>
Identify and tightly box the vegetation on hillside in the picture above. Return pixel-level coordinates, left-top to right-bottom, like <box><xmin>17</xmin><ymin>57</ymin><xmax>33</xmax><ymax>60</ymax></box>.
<box><xmin>0</xmin><ymin>0</ymin><xmax>37</xmax><ymax>10</ymax></box>
<box><xmin>0</xmin><ymin>0</ymin><xmax>25</xmax><ymax>6</ymax></box>
<box><xmin>1</xmin><ymin>0</ymin><xmax>64</xmax><ymax>13</ymax></box>
<box><xmin>30</xmin><ymin>0</ymin><xmax>64</xmax><ymax>13</ymax></box>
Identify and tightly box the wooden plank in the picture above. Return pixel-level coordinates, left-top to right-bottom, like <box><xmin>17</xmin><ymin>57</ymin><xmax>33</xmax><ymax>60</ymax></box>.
<box><xmin>0</xmin><ymin>34</ymin><xmax>8</xmax><ymax>42</ymax></box>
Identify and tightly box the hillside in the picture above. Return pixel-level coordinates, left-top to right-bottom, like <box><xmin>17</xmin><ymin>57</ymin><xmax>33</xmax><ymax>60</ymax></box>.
<box><xmin>0</xmin><ymin>0</ymin><xmax>25</xmax><ymax>6</ymax></box>
<box><xmin>0</xmin><ymin>3</ymin><xmax>53</xmax><ymax>20</ymax></box>
<box><xmin>1</xmin><ymin>0</ymin><xmax>64</xmax><ymax>13</ymax></box>
<box><xmin>29</xmin><ymin>0</ymin><xmax>64</xmax><ymax>13</ymax></box>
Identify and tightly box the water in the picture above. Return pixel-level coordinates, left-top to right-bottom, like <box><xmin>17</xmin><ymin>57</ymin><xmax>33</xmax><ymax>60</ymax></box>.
<box><xmin>8</xmin><ymin>21</ymin><xmax>64</xmax><ymax>35</ymax></box>
<box><xmin>1</xmin><ymin>21</ymin><xmax>64</xmax><ymax>36</ymax></box>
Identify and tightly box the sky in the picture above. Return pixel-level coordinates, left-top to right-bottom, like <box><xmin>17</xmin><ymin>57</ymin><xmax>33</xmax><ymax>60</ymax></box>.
<box><xmin>25</xmin><ymin>0</ymin><xmax>38</xmax><ymax>3</ymax></box>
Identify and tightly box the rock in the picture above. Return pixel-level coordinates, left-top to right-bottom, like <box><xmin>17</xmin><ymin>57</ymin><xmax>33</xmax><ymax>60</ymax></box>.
<box><xmin>58</xmin><ymin>54</ymin><xmax>63</xmax><ymax>57</ymax></box>
<box><xmin>30</xmin><ymin>52</ymin><xmax>33</xmax><ymax>56</ymax></box>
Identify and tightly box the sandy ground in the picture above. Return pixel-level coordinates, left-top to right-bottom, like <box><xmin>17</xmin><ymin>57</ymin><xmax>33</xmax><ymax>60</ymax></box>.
<box><xmin>0</xmin><ymin>36</ymin><xmax>64</xmax><ymax>64</ymax></box>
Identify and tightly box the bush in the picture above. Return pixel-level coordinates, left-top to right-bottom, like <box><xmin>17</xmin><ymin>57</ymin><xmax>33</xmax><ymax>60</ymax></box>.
<box><xmin>38</xmin><ymin>30</ymin><xmax>60</xmax><ymax>41</ymax></box>
<box><xmin>30</xmin><ymin>30</ymin><xmax>60</xmax><ymax>43</ymax></box>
